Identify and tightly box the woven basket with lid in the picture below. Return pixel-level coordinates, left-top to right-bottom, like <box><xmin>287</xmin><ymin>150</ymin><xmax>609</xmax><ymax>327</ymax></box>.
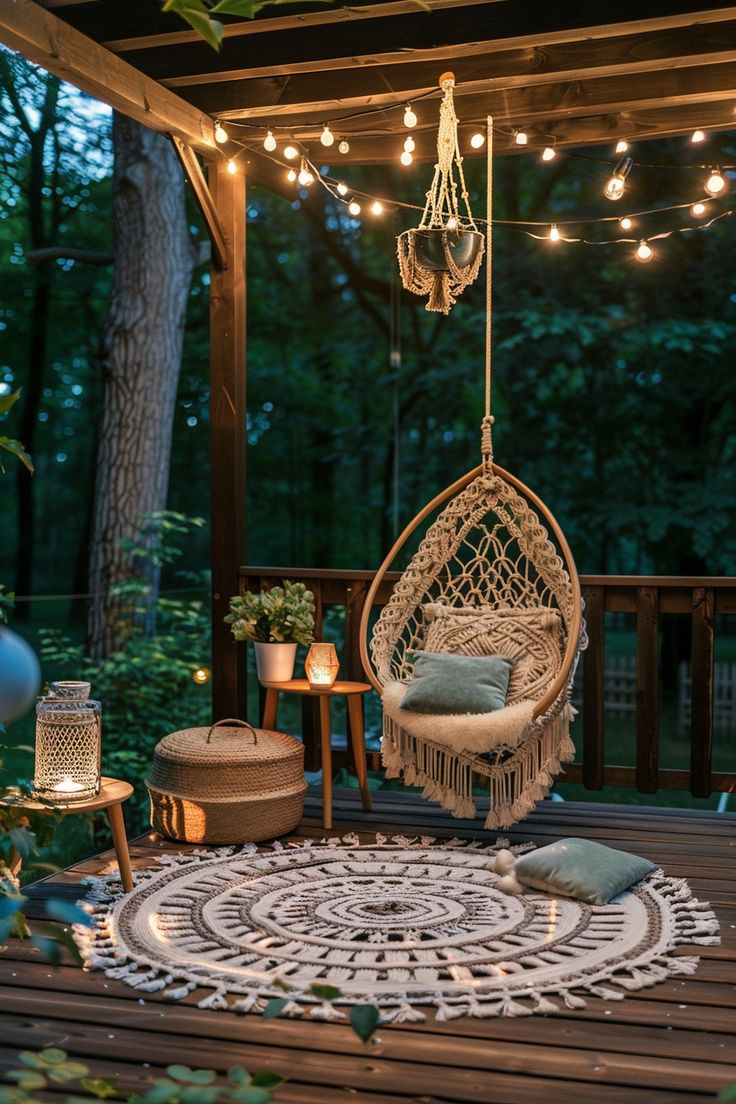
<box><xmin>146</xmin><ymin>718</ymin><xmax>306</xmax><ymax>844</ymax></box>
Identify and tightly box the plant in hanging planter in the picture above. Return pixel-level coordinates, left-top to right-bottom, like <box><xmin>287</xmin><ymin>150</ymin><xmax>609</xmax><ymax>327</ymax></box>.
<box><xmin>397</xmin><ymin>72</ymin><xmax>485</xmax><ymax>314</ymax></box>
<box><xmin>225</xmin><ymin>582</ymin><xmax>315</xmax><ymax>682</ymax></box>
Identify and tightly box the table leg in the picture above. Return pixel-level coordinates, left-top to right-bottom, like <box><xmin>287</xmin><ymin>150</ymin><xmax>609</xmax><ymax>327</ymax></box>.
<box><xmin>347</xmin><ymin>695</ymin><xmax>373</xmax><ymax>813</ymax></box>
<box><xmin>319</xmin><ymin>696</ymin><xmax>333</xmax><ymax>830</ymax></box>
<box><xmin>262</xmin><ymin>688</ymin><xmax>279</xmax><ymax>730</ymax></box>
<box><xmin>106</xmin><ymin>801</ymin><xmax>134</xmax><ymax>893</ymax></box>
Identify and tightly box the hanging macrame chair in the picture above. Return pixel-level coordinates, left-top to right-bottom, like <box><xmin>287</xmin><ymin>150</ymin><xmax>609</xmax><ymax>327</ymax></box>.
<box><xmin>359</xmin><ymin>117</ymin><xmax>587</xmax><ymax>830</ymax></box>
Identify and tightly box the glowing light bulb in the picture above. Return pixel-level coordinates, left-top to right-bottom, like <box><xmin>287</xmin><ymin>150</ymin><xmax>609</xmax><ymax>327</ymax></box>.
<box><xmin>336</xmin><ymin>181</ymin><xmax>348</xmax><ymax>196</ymax></box>
<box><xmin>263</xmin><ymin>130</ymin><xmax>277</xmax><ymax>152</ymax></box>
<box><xmin>604</xmin><ymin>156</ymin><xmax>632</xmax><ymax>201</ymax></box>
<box><xmin>615</xmin><ymin>139</ymin><xmax>629</xmax><ymax>154</ymax></box>
<box><xmin>446</xmin><ymin>216</ymin><xmax>458</xmax><ymax>230</ymax></box>
<box><xmin>192</xmin><ymin>667</ymin><xmax>211</xmax><ymax>685</ymax></box>
<box><xmin>283</xmin><ymin>145</ymin><xmax>298</xmax><ymax>161</ymax></box>
<box><xmin>619</xmin><ymin>216</ymin><xmax>633</xmax><ymax>231</ymax></box>
<box><xmin>348</xmin><ymin>200</ymin><xmax>361</xmax><ymax>216</ymax></box>
<box><xmin>635</xmin><ymin>240</ymin><xmax>653</xmax><ymax>263</ymax></box>
<box><xmin>514</xmin><ymin>130</ymin><xmax>528</xmax><ymax>145</ymax></box>
<box><xmin>214</xmin><ymin>122</ymin><xmax>228</xmax><ymax>144</ymax></box>
<box><xmin>371</xmin><ymin>200</ymin><xmax>383</xmax><ymax>215</ymax></box>
<box><xmin>705</xmin><ymin>169</ymin><xmax>726</xmax><ymax>196</ymax></box>
<box><xmin>298</xmin><ymin>164</ymin><xmax>314</xmax><ymax>187</ymax></box>
<box><xmin>549</xmin><ymin>224</ymin><xmax>560</xmax><ymax>242</ymax></box>
<box><xmin>691</xmin><ymin>129</ymin><xmax>706</xmax><ymax>144</ymax></box>
<box><xmin>691</xmin><ymin>201</ymin><xmax>707</xmax><ymax>217</ymax></box>
<box><xmin>604</xmin><ymin>175</ymin><xmax>625</xmax><ymax>200</ymax></box>
<box><xmin>400</xmin><ymin>150</ymin><xmax>413</xmax><ymax>166</ymax></box>
<box><xmin>320</xmin><ymin>124</ymin><xmax>334</xmax><ymax>147</ymax></box>
<box><xmin>338</xmin><ymin>139</ymin><xmax>350</xmax><ymax>154</ymax></box>
<box><xmin>541</xmin><ymin>146</ymin><xmax>556</xmax><ymax>161</ymax></box>
<box><xmin>404</xmin><ymin>135</ymin><xmax>415</xmax><ymax>153</ymax></box>
<box><xmin>227</xmin><ymin>160</ymin><xmax>236</xmax><ymax>175</ymax></box>
<box><xmin>470</xmin><ymin>132</ymin><xmax>485</xmax><ymax>149</ymax></box>
<box><xmin>286</xmin><ymin>168</ymin><xmax>297</xmax><ymax>183</ymax></box>
<box><xmin>404</xmin><ymin>104</ymin><xmax>417</xmax><ymax>128</ymax></box>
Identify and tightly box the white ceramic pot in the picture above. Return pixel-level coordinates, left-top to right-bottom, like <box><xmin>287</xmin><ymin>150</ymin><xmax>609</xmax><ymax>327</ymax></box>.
<box><xmin>253</xmin><ymin>641</ymin><xmax>297</xmax><ymax>683</ymax></box>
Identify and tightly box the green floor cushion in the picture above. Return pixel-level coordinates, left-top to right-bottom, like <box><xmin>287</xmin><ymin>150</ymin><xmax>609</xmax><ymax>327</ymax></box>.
<box><xmin>512</xmin><ymin>837</ymin><xmax>656</xmax><ymax>905</ymax></box>
<box><xmin>401</xmin><ymin>651</ymin><xmax>513</xmax><ymax>715</ymax></box>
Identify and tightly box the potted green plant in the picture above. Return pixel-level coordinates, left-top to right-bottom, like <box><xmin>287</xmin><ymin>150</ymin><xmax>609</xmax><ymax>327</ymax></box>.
<box><xmin>225</xmin><ymin>581</ymin><xmax>315</xmax><ymax>683</ymax></box>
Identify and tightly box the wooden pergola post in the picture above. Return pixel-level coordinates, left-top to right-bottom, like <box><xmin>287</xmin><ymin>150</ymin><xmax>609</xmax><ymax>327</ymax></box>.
<box><xmin>208</xmin><ymin>154</ymin><xmax>247</xmax><ymax>721</ymax></box>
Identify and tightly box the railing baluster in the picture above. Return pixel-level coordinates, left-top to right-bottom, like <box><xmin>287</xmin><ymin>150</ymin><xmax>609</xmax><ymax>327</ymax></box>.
<box><xmin>581</xmin><ymin>585</ymin><xmax>605</xmax><ymax>790</ymax></box>
<box><xmin>313</xmin><ymin>579</ymin><xmax>324</xmax><ymax>640</ymax></box>
<box><xmin>636</xmin><ymin>586</ymin><xmax>659</xmax><ymax>793</ymax></box>
<box><xmin>345</xmin><ymin>580</ymin><xmax>367</xmax><ymax>681</ymax></box>
<box><xmin>690</xmin><ymin>586</ymin><xmax>714</xmax><ymax>798</ymax></box>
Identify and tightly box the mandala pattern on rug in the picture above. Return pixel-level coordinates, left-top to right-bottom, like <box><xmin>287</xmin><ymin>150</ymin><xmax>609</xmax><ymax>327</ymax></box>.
<box><xmin>76</xmin><ymin>835</ymin><xmax>719</xmax><ymax>1022</ymax></box>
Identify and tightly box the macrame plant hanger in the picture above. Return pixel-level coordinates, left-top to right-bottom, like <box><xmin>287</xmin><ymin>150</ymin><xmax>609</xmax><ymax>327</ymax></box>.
<box><xmin>360</xmin><ymin>115</ymin><xmax>587</xmax><ymax>829</ymax></box>
<box><xmin>397</xmin><ymin>73</ymin><xmax>485</xmax><ymax>314</ymax></box>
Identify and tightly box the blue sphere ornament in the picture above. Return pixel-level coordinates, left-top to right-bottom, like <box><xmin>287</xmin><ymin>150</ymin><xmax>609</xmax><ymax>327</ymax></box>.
<box><xmin>0</xmin><ymin>627</ymin><xmax>41</xmax><ymax>724</ymax></box>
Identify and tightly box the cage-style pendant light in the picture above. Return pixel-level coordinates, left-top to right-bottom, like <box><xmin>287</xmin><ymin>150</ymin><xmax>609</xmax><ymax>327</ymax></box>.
<box><xmin>396</xmin><ymin>72</ymin><xmax>484</xmax><ymax>314</ymax></box>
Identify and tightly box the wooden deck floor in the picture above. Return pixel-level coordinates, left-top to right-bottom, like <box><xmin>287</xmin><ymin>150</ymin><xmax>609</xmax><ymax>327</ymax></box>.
<box><xmin>3</xmin><ymin>789</ymin><xmax>736</xmax><ymax>1103</ymax></box>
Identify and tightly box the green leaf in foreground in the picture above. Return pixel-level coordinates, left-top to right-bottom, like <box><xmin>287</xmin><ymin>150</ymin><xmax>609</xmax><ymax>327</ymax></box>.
<box><xmin>0</xmin><ymin>436</ymin><xmax>34</xmax><ymax>473</ymax></box>
<box><xmin>309</xmin><ymin>983</ymin><xmax>342</xmax><ymax>1001</ymax></box>
<box><xmin>252</xmin><ymin>1070</ymin><xmax>287</xmax><ymax>1088</ymax></box>
<box><xmin>349</xmin><ymin>1003</ymin><xmax>381</xmax><ymax>1043</ymax></box>
<box><xmin>80</xmin><ymin>1076</ymin><xmax>119</xmax><ymax>1099</ymax></box>
<box><xmin>262</xmin><ymin>997</ymin><xmax>288</xmax><ymax>1019</ymax></box>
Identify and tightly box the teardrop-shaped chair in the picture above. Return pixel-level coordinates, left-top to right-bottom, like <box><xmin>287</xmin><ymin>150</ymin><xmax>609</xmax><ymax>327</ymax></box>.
<box><xmin>359</xmin><ymin>458</ymin><xmax>586</xmax><ymax>829</ymax></box>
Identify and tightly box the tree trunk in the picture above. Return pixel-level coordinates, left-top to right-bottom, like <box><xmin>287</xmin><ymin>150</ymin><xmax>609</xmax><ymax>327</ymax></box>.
<box><xmin>87</xmin><ymin>115</ymin><xmax>196</xmax><ymax>658</ymax></box>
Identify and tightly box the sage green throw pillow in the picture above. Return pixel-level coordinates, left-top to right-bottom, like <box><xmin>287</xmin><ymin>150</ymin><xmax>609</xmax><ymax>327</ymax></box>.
<box><xmin>514</xmin><ymin>838</ymin><xmax>656</xmax><ymax>905</ymax></box>
<box><xmin>401</xmin><ymin>651</ymin><xmax>513</xmax><ymax>715</ymax></box>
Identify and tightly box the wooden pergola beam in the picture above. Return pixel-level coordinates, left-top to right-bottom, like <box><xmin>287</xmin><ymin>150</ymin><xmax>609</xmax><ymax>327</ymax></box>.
<box><xmin>174</xmin><ymin>23</ymin><xmax>736</xmax><ymax>118</ymax></box>
<box><xmin>99</xmin><ymin>0</ymin><xmax>485</xmax><ymax>53</ymax></box>
<box><xmin>191</xmin><ymin>56</ymin><xmax>736</xmax><ymax>134</ymax></box>
<box><xmin>244</xmin><ymin>98</ymin><xmax>736</xmax><ymax>164</ymax></box>
<box><xmin>0</xmin><ymin>0</ymin><xmax>217</xmax><ymax>156</ymax></box>
<box><xmin>118</xmin><ymin>4</ymin><xmax>736</xmax><ymax>85</ymax></box>
<box><xmin>170</xmin><ymin>136</ymin><xmax>228</xmax><ymax>268</ymax></box>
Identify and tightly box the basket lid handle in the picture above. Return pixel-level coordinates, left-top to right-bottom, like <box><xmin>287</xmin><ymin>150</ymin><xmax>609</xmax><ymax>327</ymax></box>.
<box><xmin>206</xmin><ymin>718</ymin><xmax>258</xmax><ymax>745</ymax></box>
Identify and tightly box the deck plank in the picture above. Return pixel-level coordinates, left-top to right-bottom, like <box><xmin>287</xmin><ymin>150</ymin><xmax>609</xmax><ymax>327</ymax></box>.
<box><xmin>2</xmin><ymin>790</ymin><xmax>735</xmax><ymax>1104</ymax></box>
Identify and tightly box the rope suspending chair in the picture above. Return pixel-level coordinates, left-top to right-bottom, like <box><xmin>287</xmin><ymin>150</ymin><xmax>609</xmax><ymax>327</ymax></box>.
<box><xmin>359</xmin><ymin>116</ymin><xmax>586</xmax><ymax>830</ymax></box>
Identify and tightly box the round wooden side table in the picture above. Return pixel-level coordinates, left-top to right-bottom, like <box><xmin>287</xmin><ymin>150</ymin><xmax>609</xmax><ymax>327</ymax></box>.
<box><xmin>1</xmin><ymin>777</ymin><xmax>135</xmax><ymax>893</ymax></box>
<box><xmin>260</xmin><ymin>679</ymin><xmax>373</xmax><ymax>830</ymax></box>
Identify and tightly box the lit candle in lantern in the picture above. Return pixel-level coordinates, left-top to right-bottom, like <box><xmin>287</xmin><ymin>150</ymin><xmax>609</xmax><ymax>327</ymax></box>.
<box><xmin>305</xmin><ymin>643</ymin><xmax>340</xmax><ymax>688</ymax></box>
<box><xmin>54</xmin><ymin>777</ymin><xmax>86</xmax><ymax>794</ymax></box>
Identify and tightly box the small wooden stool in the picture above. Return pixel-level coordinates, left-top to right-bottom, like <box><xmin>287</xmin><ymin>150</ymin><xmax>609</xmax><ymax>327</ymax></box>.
<box><xmin>260</xmin><ymin>679</ymin><xmax>373</xmax><ymax>830</ymax></box>
<box><xmin>1</xmin><ymin>777</ymin><xmax>135</xmax><ymax>893</ymax></box>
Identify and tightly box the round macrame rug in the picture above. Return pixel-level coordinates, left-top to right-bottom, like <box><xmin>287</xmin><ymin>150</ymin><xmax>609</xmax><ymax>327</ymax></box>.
<box><xmin>76</xmin><ymin>835</ymin><xmax>719</xmax><ymax>1022</ymax></box>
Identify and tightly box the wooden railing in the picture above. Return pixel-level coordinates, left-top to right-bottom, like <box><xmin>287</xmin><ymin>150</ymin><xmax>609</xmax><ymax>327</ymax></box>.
<box><xmin>240</xmin><ymin>568</ymin><xmax>736</xmax><ymax>798</ymax></box>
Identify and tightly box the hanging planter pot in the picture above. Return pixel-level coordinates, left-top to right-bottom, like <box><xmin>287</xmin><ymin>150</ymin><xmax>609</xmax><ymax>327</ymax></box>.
<box><xmin>397</xmin><ymin>72</ymin><xmax>485</xmax><ymax>314</ymax></box>
<box><xmin>412</xmin><ymin>228</ymin><xmax>485</xmax><ymax>272</ymax></box>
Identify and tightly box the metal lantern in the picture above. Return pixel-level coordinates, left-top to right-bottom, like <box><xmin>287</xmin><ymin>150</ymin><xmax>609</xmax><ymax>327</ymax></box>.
<box><xmin>305</xmin><ymin>643</ymin><xmax>340</xmax><ymax>689</ymax></box>
<box><xmin>34</xmin><ymin>681</ymin><xmax>101</xmax><ymax>804</ymax></box>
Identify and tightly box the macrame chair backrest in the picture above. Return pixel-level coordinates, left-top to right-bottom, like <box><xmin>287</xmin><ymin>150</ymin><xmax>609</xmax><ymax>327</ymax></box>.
<box><xmin>359</xmin><ymin>463</ymin><xmax>583</xmax><ymax>722</ymax></box>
